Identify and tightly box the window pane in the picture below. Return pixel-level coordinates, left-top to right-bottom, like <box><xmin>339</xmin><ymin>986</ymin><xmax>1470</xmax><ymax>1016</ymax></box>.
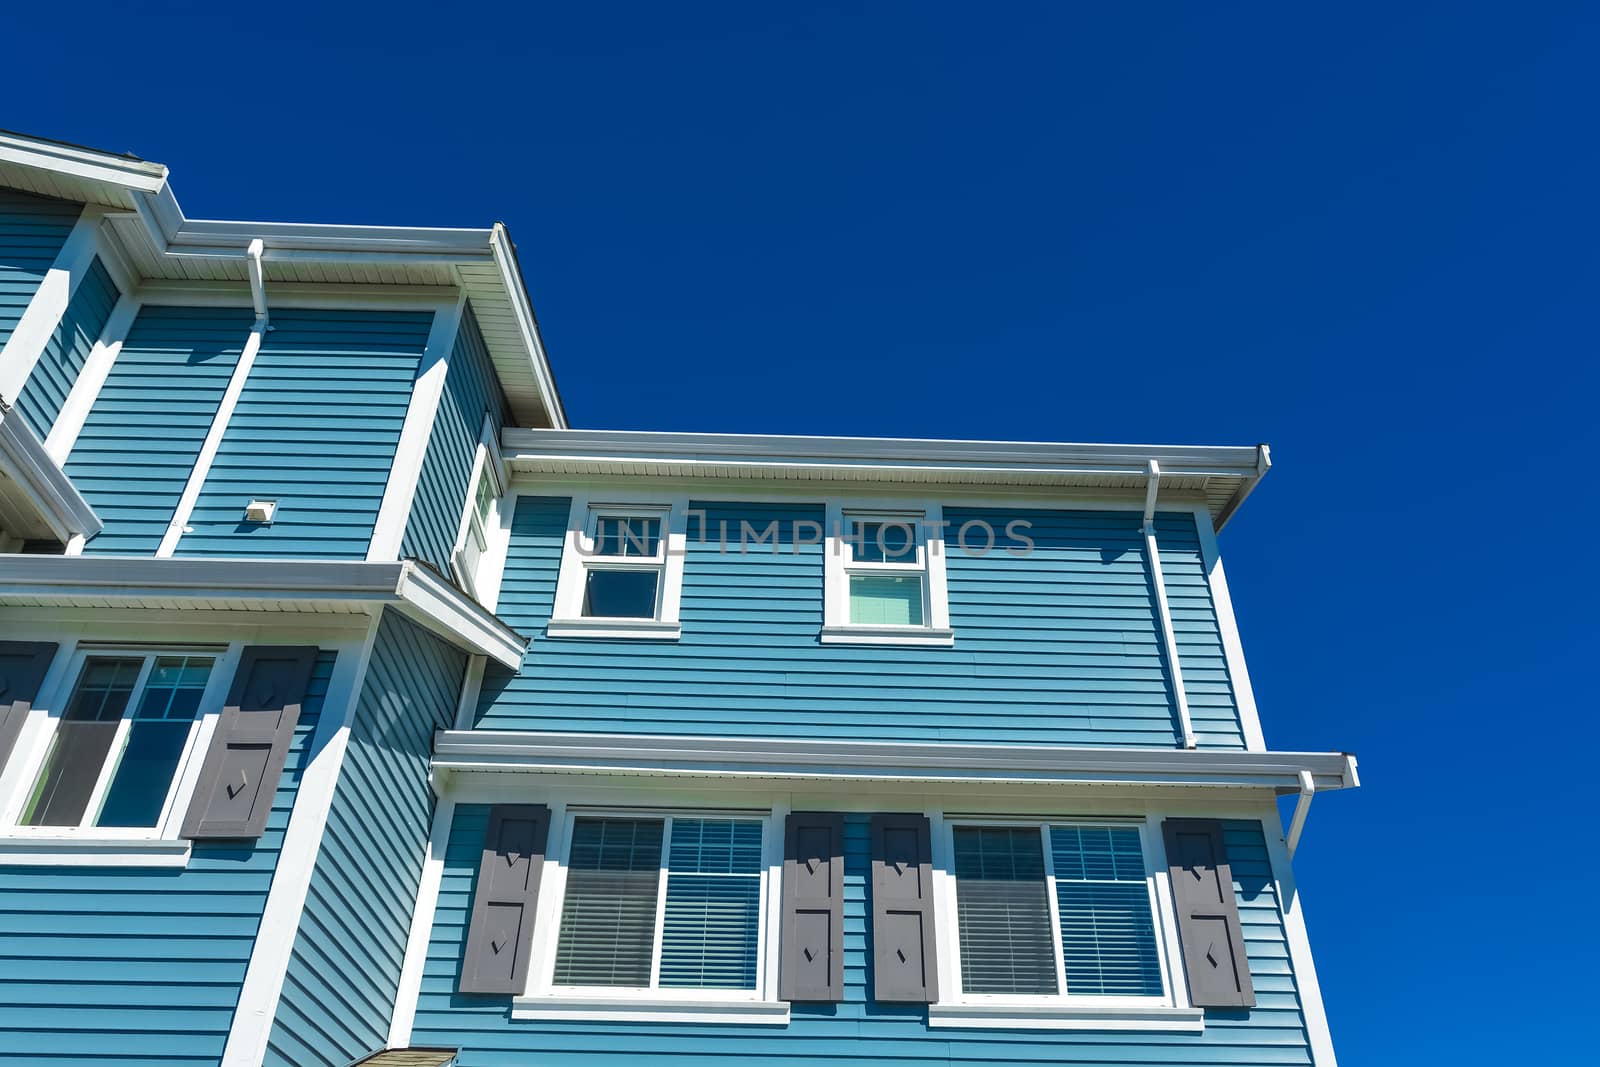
<box><xmin>953</xmin><ymin>827</ymin><xmax>1059</xmax><ymax>994</ymax></box>
<box><xmin>21</xmin><ymin>657</ymin><xmax>143</xmax><ymax>827</ymax></box>
<box><xmin>848</xmin><ymin>574</ymin><xmax>925</xmax><ymax>626</ymax></box>
<box><xmin>582</xmin><ymin>569</ymin><xmax>660</xmax><ymax>619</ymax></box>
<box><xmin>473</xmin><ymin>468</ymin><xmax>496</xmax><ymax>524</ymax></box>
<box><xmin>554</xmin><ymin>818</ymin><xmax>664</xmax><ymax>987</ymax></box>
<box><xmin>594</xmin><ymin>516</ymin><xmax>662</xmax><ymax>558</ymax></box>
<box><xmin>660</xmin><ymin>819</ymin><xmax>763</xmax><ymax>990</ymax></box>
<box><xmin>1051</xmin><ymin>826</ymin><xmax>1164</xmax><ymax>996</ymax></box>
<box><xmin>851</xmin><ymin>520</ymin><xmax>917</xmax><ymax>563</ymax></box>
<box><xmin>97</xmin><ymin>656</ymin><xmax>213</xmax><ymax>828</ymax></box>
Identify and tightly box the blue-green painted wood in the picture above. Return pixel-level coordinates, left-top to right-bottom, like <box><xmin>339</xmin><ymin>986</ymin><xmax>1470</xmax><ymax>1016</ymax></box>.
<box><xmin>401</xmin><ymin>304</ymin><xmax>507</xmax><ymax>574</ymax></box>
<box><xmin>476</xmin><ymin>498</ymin><xmax>1244</xmax><ymax>748</ymax></box>
<box><xmin>0</xmin><ymin>189</ymin><xmax>81</xmax><ymax>353</ymax></box>
<box><xmin>12</xmin><ymin>257</ymin><xmax>119</xmax><ymax>439</ymax></box>
<box><xmin>177</xmin><ymin>307</ymin><xmax>432</xmax><ymax>559</ymax></box>
<box><xmin>411</xmin><ymin>810</ymin><xmax>1310</xmax><ymax>1066</ymax></box>
<box><xmin>67</xmin><ymin>306</ymin><xmax>253</xmax><ymax>556</ymax></box>
<box><xmin>0</xmin><ymin>650</ymin><xmax>337</xmax><ymax>1066</ymax></box>
<box><xmin>265</xmin><ymin>611</ymin><xmax>466</xmax><ymax>1067</ymax></box>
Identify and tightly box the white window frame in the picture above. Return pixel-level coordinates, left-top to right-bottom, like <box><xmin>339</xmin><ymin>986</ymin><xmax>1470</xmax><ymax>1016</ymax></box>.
<box><xmin>0</xmin><ymin>642</ymin><xmax>241</xmax><ymax>863</ymax></box>
<box><xmin>927</xmin><ymin>813</ymin><xmax>1201</xmax><ymax>1031</ymax></box>
<box><xmin>513</xmin><ymin>804</ymin><xmax>788</xmax><ymax>1025</ymax></box>
<box><xmin>822</xmin><ymin>501</ymin><xmax>953</xmax><ymax>646</ymax></box>
<box><xmin>548</xmin><ymin>493</ymin><xmax>688</xmax><ymax>640</ymax></box>
<box><xmin>450</xmin><ymin>414</ymin><xmax>506</xmax><ymax>603</ymax></box>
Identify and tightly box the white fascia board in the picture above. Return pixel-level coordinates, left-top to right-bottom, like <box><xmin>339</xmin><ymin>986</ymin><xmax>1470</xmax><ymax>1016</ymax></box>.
<box><xmin>0</xmin><ymin>132</ymin><xmax>168</xmax><ymax>194</ymax></box>
<box><xmin>394</xmin><ymin>562</ymin><xmax>528</xmax><ymax>670</ymax></box>
<box><xmin>0</xmin><ymin>406</ymin><xmax>101</xmax><ymax>540</ymax></box>
<box><xmin>432</xmin><ymin>731</ymin><xmax>1359</xmax><ymax>793</ymax></box>
<box><xmin>489</xmin><ymin>224</ymin><xmax>567</xmax><ymax>429</ymax></box>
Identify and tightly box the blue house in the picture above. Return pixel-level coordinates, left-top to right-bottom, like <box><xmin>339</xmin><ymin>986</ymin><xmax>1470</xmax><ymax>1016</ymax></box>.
<box><xmin>0</xmin><ymin>130</ymin><xmax>1357</xmax><ymax>1067</ymax></box>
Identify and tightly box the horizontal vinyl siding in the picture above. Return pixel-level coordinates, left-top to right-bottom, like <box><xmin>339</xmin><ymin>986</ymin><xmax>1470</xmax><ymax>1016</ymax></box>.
<box><xmin>0</xmin><ymin>650</ymin><xmax>338</xmax><ymax>1066</ymax></box>
<box><xmin>477</xmin><ymin>499</ymin><xmax>1244</xmax><ymax>748</ymax></box>
<box><xmin>266</xmin><ymin>611</ymin><xmax>466</xmax><ymax>1067</ymax></box>
<box><xmin>13</xmin><ymin>256</ymin><xmax>119</xmax><ymax>438</ymax></box>
<box><xmin>68</xmin><ymin>306</ymin><xmax>253</xmax><ymax>556</ymax></box>
<box><xmin>177</xmin><ymin>307</ymin><xmax>432</xmax><ymax>559</ymax></box>
<box><xmin>0</xmin><ymin>189</ymin><xmax>80</xmax><ymax>351</ymax></box>
<box><xmin>401</xmin><ymin>304</ymin><xmax>507</xmax><ymax>574</ymax></box>
<box><xmin>410</xmin><ymin>810</ymin><xmax>1310</xmax><ymax>1066</ymax></box>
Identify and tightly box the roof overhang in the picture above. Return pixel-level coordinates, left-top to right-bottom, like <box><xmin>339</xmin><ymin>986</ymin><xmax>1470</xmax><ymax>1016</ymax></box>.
<box><xmin>433</xmin><ymin>730</ymin><xmax>1358</xmax><ymax>793</ymax></box>
<box><xmin>0</xmin><ymin>556</ymin><xmax>527</xmax><ymax>668</ymax></box>
<box><xmin>0</xmin><ymin>129</ymin><xmax>565</xmax><ymax>429</ymax></box>
<box><xmin>0</xmin><ymin>401</ymin><xmax>101</xmax><ymax>543</ymax></box>
<box><xmin>502</xmin><ymin>429</ymin><xmax>1272</xmax><ymax>530</ymax></box>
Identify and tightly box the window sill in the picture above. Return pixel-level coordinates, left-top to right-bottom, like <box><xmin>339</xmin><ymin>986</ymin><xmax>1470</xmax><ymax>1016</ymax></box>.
<box><xmin>512</xmin><ymin>994</ymin><xmax>789</xmax><ymax>1026</ymax></box>
<box><xmin>545</xmin><ymin>617</ymin><xmax>682</xmax><ymax>641</ymax></box>
<box><xmin>0</xmin><ymin>835</ymin><xmax>192</xmax><ymax>867</ymax></box>
<box><xmin>927</xmin><ymin>1002</ymin><xmax>1203</xmax><ymax>1032</ymax></box>
<box><xmin>818</xmin><ymin>625</ymin><xmax>956</xmax><ymax>647</ymax></box>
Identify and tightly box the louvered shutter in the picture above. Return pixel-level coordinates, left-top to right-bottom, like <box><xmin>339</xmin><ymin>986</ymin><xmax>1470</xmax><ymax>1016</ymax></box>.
<box><xmin>869</xmin><ymin>813</ymin><xmax>939</xmax><ymax>1002</ymax></box>
<box><xmin>779</xmin><ymin>811</ymin><xmax>844</xmax><ymax>1001</ymax></box>
<box><xmin>181</xmin><ymin>646</ymin><xmax>318</xmax><ymax>840</ymax></box>
<box><xmin>0</xmin><ymin>641</ymin><xmax>57</xmax><ymax>773</ymax></box>
<box><xmin>1162</xmin><ymin>818</ymin><xmax>1254</xmax><ymax>1008</ymax></box>
<box><xmin>461</xmin><ymin>804</ymin><xmax>551</xmax><ymax>994</ymax></box>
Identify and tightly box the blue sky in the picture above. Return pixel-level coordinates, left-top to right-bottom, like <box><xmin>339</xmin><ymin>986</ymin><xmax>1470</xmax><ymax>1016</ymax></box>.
<box><xmin>12</xmin><ymin>2</ymin><xmax>1596</xmax><ymax>1060</ymax></box>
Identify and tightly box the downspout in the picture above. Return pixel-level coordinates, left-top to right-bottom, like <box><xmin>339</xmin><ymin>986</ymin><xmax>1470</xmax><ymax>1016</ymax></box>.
<box><xmin>1286</xmin><ymin>769</ymin><xmax>1315</xmax><ymax>858</ymax></box>
<box><xmin>246</xmin><ymin>238</ymin><xmax>269</xmax><ymax>326</ymax></box>
<box><xmin>1143</xmin><ymin>460</ymin><xmax>1197</xmax><ymax>749</ymax></box>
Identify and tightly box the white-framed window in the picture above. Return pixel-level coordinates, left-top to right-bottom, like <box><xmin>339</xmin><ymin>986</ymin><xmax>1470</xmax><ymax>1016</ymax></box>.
<box><xmin>822</xmin><ymin>502</ymin><xmax>953</xmax><ymax>646</ymax></box>
<box><xmin>549</xmin><ymin>495</ymin><xmax>688</xmax><ymax>640</ymax></box>
<box><xmin>0</xmin><ymin>646</ymin><xmax>231</xmax><ymax>843</ymax></box>
<box><xmin>451</xmin><ymin>415</ymin><xmax>506</xmax><ymax>603</ymax></box>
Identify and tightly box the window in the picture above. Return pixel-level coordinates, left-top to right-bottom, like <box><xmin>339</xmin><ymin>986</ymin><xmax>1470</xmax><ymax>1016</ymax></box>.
<box><xmin>822</xmin><ymin>504</ymin><xmax>953</xmax><ymax>645</ymax></box>
<box><xmin>946</xmin><ymin>822</ymin><xmax>1167</xmax><ymax>1002</ymax></box>
<box><xmin>549</xmin><ymin>496</ymin><xmax>687</xmax><ymax>639</ymax></box>
<box><xmin>15</xmin><ymin>653</ymin><xmax>218</xmax><ymax>833</ymax></box>
<box><xmin>451</xmin><ymin>416</ymin><xmax>505</xmax><ymax>602</ymax></box>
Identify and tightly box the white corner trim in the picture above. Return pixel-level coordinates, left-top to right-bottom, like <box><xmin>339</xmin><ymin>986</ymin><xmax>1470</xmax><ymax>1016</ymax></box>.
<box><xmin>818</xmin><ymin>625</ymin><xmax>956</xmax><ymax>647</ymax></box>
<box><xmin>387</xmin><ymin>795</ymin><xmax>456</xmax><ymax>1049</ymax></box>
<box><xmin>510</xmin><ymin>995</ymin><xmax>790</xmax><ymax>1026</ymax></box>
<box><xmin>453</xmin><ymin>656</ymin><xmax>486</xmax><ymax>731</ymax></box>
<box><xmin>220</xmin><ymin>625</ymin><xmax>379</xmax><ymax>1067</ymax></box>
<box><xmin>1263</xmin><ymin>803</ymin><xmax>1340</xmax><ymax>1066</ymax></box>
<box><xmin>367</xmin><ymin>296</ymin><xmax>463</xmax><ymax>562</ymax></box>
<box><xmin>0</xmin><ymin>836</ymin><xmax>191</xmax><ymax>867</ymax></box>
<box><xmin>0</xmin><ymin>206</ymin><xmax>107</xmax><ymax>404</ymax></box>
<box><xmin>43</xmin><ymin>293</ymin><xmax>141</xmax><ymax>464</ymax></box>
<box><xmin>1193</xmin><ymin>509</ymin><xmax>1268</xmax><ymax>752</ymax></box>
<box><xmin>926</xmin><ymin>1002</ymin><xmax>1204</xmax><ymax>1032</ymax></box>
<box><xmin>544</xmin><ymin>617</ymin><xmax>683</xmax><ymax>641</ymax></box>
<box><xmin>156</xmin><ymin>317</ymin><xmax>266</xmax><ymax>557</ymax></box>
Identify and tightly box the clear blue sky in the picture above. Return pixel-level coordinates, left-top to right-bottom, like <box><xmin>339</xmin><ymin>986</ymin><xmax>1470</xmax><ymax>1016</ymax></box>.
<box><xmin>13</xmin><ymin>3</ymin><xmax>1594</xmax><ymax>1060</ymax></box>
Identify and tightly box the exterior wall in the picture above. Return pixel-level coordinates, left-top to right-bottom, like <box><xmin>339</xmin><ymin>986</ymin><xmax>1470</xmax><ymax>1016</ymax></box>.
<box><xmin>410</xmin><ymin>807</ymin><xmax>1310</xmax><ymax>1066</ymax></box>
<box><xmin>476</xmin><ymin>496</ymin><xmax>1245</xmax><ymax>749</ymax></box>
<box><xmin>402</xmin><ymin>304</ymin><xmax>508</xmax><ymax>575</ymax></box>
<box><xmin>0</xmin><ymin>649</ymin><xmax>338</xmax><ymax>1066</ymax></box>
<box><xmin>176</xmin><ymin>307</ymin><xmax>433</xmax><ymax>559</ymax></box>
<box><xmin>266</xmin><ymin>611</ymin><xmax>466</xmax><ymax>1067</ymax></box>
<box><xmin>12</xmin><ymin>256</ymin><xmax>120</xmax><ymax>439</ymax></box>
<box><xmin>68</xmin><ymin>306</ymin><xmax>254</xmax><ymax>556</ymax></box>
<box><xmin>0</xmin><ymin>189</ymin><xmax>81</xmax><ymax>353</ymax></box>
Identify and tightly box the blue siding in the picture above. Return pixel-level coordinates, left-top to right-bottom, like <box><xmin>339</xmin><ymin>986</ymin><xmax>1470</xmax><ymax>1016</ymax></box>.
<box><xmin>177</xmin><ymin>307</ymin><xmax>432</xmax><ymax>558</ymax></box>
<box><xmin>402</xmin><ymin>304</ymin><xmax>507</xmax><ymax>574</ymax></box>
<box><xmin>0</xmin><ymin>650</ymin><xmax>338</xmax><ymax>1066</ymax></box>
<box><xmin>13</xmin><ymin>256</ymin><xmax>120</xmax><ymax>438</ymax></box>
<box><xmin>266</xmin><ymin>610</ymin><xmax>466</xmax><ymax>1067</ymax></box>
<box><xmin>67</xmin><ymin>306</ymin><xmax>253</xmax><ymax>556</ymax></box>
<box><xmin>0</xmin><ymin>189</ymin><xmax>81</xmax><ymax>352</ymax></box>
<box><xmin>476</xmin><ymin>498</ymin><xmax>1244</xmax><ymax>749</ymax></box>
<box><xmin>411</xmin><ymin>811</ymin><xmax>1310</xmax><ymax>1066</ymax></box>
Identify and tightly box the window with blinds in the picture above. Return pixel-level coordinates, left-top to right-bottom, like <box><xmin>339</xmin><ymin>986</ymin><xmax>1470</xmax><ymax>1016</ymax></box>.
<box><xmin>952</xmin><ymin>826</ymin><xmax>1059</xmax><ymax>994</ymax></box>
<box><xmin>1050</xmin><ymin>826</ymin><xmax>1164</xmax><ymax>996</ymax></box>
<box><xmin>551</xmin><ymin>815</ymin><xmax>766</xmax><ymax>993</ymax></box>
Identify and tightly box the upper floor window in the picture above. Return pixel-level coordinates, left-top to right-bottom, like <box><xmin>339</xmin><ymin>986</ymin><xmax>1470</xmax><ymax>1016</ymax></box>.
<box><xmin>549</xmin><ymin>496</ymin><xmax>687</xmax><ymax>640</ymax></box>
<box><xmin>822</xmin><ymin>504</ymin><xmax>953</xmax><ymax>646</ymax></box>
<box><xmin>452</xmin><ymin>416</ymin><xmax>505</xmax><ymax>603</ymax></box>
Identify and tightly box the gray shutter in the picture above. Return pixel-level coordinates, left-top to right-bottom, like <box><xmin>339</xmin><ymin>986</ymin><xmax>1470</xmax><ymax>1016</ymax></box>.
<box><xmin>779</xmin><ymin>811</ymin><xmax>845</xmax><ymax>1001</ymax></box>
<box><xmin>181</xmin><ymin>646</ymin><xmax>319</xmax><ymax>840</ymax></box>
<box><xmin>461</xmin><ymin>804</ymin><xmax>550</xmax><ymax>995</ymax></box>
<box><xmin>0</xmin><ymin>641</ymin><xmax>57</xmax><ymax>773</ymax></box>
<box><xmin>869</xmin><ymin>813</ymin><xmax>939</xmax><ymax>1003</ymax></box>
<box><xmin>1162</xmin><ymin>818</ymin><xmax>1255</xmax><ymax>1008</ymax></box>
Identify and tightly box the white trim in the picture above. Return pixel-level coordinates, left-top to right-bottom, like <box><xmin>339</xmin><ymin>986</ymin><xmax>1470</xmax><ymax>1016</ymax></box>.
<box><xmin>42</xmin><ymin>293</ymin><xmax>141</xmax><ymax>464</ymax></box>
<box><xmin>0</xmin><ymin>132</ymin><xmax>168</xmax><ymax>192</ymax></box>
<box><xmin>1142</xmin><ymin>463</ymin><xmax>1196</xmax><ymax>749</ymax></box>
<box><xmin>220</xmin><ymin>623</ymin><xmax>379</xmax><ymax>1067</ymax></box>
<box><xmin>0</xmin><ymin>836</ymin><xmax>192</xmax><ymax>867</ymax></box>
<box><xmin>1262</xmin><ymin>802</ymin><xmax>1340</xmax><ymax>1066</ymax></box>
<box><xmin>510</xmin><ymin>996</ymin><xmax>790</xmax><ymax>1026</ymax></box>
<box><xmin>475</xmin><ymin>484</ymin><xmax>517</xmax><ymax>613</ymax></box>
<box><xmin>448</xmin><ymin>414</ymin><xmax>505</xmax><ymax>601</ymax></box>
<box><xmin>453</xmin><ymin>656</ymin><xmax>486</xmax><ymax>731</ymax></box>
<box><xmin>155</xmin><ymin>317</ymin><xmax>265</xmax><ymax>557</ymax></box>
<box><xmin>544</xmin><ymin>618</ymin><xmax>683</xmax><ymax>641</ymax></box>
<box><xmin>0</xmin><ymin>402</ymin><xmax>102</xmax><ymax>541</ymax></box>
<box><xmin>822</xmin><ymin>501</ymin><xmax>952</xmax><ymax>644</ymax></box>
<box><xmin>1194</xmin><ymin>508</ymin><xmax>1268</xmax><ymax>751</ymax></box>
<box><xmin>387</xmin><ymin>795</ymin><xmax>456</xmax><ymax>1049</ymax></box>
<box><xmin>0</xmin><ymin>206</ymin><xmax>107</xmax><ymax>404</ymax></box>
<box><xmin>818</xmin><ymin>625</ymin><xmax>955</xmax><ymax>647</ymax></box>
<box><xmin>368</xmin><ymin>296</ymin><xmax>463</xmax><ymax>562</ymax></box>
<box><xmin>926</xmin><ymin>1003</ymin><xmax>1204</xmax><ymax>1031</ymax></box>
<box><xmin>488</xmin><ymin>224</ymin><xmax>567</xmax><ymax>429</ymax></box>
<box><xmin>135</xmin><ymin>281</ymin><xmax>462</xmax><ymax>310</ymax></box>
<box><xmin>548</xmin><ymin>494</ymin><xmax>688</xmax><ymax>639</ymax></box>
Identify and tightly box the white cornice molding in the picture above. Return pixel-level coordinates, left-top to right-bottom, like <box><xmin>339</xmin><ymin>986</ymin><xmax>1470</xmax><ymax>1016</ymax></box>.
<box><xmin>0</xmin><ymin>132</ymin><xmax>167</xmax><ymax>193</ymax></box>
<box><xmin>0</xmin><ymin>403</ymin><xmax>102</xmax><ymax>541</ymax></box>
